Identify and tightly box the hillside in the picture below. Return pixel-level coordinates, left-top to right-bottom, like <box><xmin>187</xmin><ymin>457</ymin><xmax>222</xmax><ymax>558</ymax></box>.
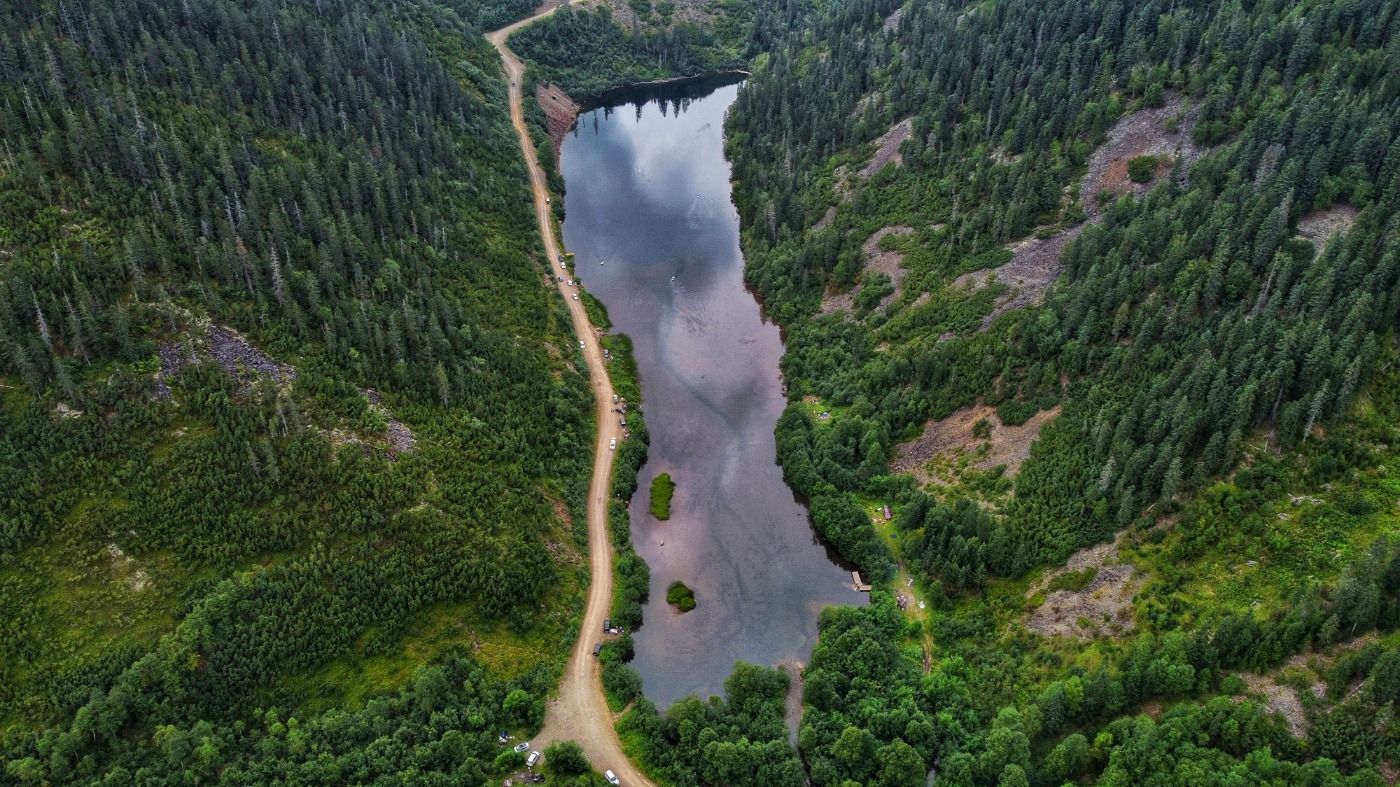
<box><xmin>5</xmin><ymin>0</ymin><xmax>1400</xmax><ymax>784</ymax></box>
<box><xmin>0</xmin><ymin>0</ymin><xmax>599</xmax><ymax>781</ymax></box>
<box><xmin>613</xmin><ymin>0</ymin><xmax>1400</xmax><ymax>784</ymax></box>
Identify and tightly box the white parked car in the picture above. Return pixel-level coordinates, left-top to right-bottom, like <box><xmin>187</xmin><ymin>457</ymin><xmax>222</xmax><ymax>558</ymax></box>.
<box><xmin>572</xmin><ymin>293</ymin><xmax>578</xmax><ymax>300</ymax></box>
<box><xmin>605</xmin><ymin>770</ymin><xmax>620</xmax><ymax>785</ymax></box>
<box><xmin>513</xmin><ymin>741</ymin><xmax>530</xmax><ymax>753</ymax></box>
<box><xmin>526</xmin><ymin>750</ymin><xmax>541</xmax><ymax>768</ymax></box>
<box><xmin>580</xmin><ymin>340</ymin><xmax>585</xmax><ymax>349</ymax></box>
<box><xmin>609</xmin><ymin>438</ymin><xmax>616</xmax><ymax>450</ymax></box>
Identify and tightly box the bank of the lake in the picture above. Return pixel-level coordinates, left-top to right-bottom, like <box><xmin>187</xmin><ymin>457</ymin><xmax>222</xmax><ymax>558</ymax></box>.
<box><xmin>559</xmin><ymin>78</ymin><xmax>864</xmax><ymax>708</ymax></box>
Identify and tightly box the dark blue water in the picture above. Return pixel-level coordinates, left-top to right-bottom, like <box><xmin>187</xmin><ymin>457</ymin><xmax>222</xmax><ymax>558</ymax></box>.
<box><xmin>560</xmin><ymin>80</ymin><xmax>862</xmax><ymax>707</ymax></box>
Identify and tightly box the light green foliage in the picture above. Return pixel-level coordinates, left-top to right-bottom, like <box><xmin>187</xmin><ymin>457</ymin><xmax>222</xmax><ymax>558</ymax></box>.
<box><xmin>649</xmin><ymin>472</ymin><xmax>676</xmax><ymax>519</ymax></box>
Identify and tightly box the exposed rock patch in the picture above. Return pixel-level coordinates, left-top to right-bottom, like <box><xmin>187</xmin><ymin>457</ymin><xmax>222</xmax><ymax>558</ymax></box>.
<box><xmin>156</xmin><ymin>325</ymin><xmax>416</xmax><ymax>456</ymax></box>
<box><xmin>818</xmin><ymin>289</ymin><xmax>854</xmax><ymax>317</ymax></box>
<box><xmin>1080</xmin><ymin>93</ymin><xmax>1203</xmax><ymax>220</ymax></box>
<box><xmin>106</xmin><ymin>544</ymin><xmax>151</xmax><ymax>593</ymax></box>
<box><xmin>955</xmin><ymin>95</ymin><xmax>1204</xmax><ymax>330</ymax></box>
<box><xmin>1296</xmin><ymin>204</ymin><xmax>1358</xmax><ymax>246</ymax></box>
<box><xmin>953</xmin><ymin>227</ymin><xmax>1082</xmax><ymax>329</ymax></box>
<box><xmin>865</xmin><ymin>226</ymin><xmax>914</xmax><ymax>309</ymax></box>
<box><xmin>819</xmin><ymin>226</ymin><xmax>914</xmax><ymax>315</ymax></box>
<box><xmin>206</xmin><ymin>326</ymin><xmax>296</xmax><ymax>389</ymax></box>
<box><xmin>881</xmin><ymin>7</ymin><xmax>904</xmax><ymax>33</ymax></box>
<box><xmin>860</xmin><ymin>117</ymin><xmax>914</xmax><ymax>178</ymax></box>
<box><xmin>1239</xmin><ymin>673</ymin><xmax>1308</xmax><ymax>737</ymax></box>
<box><xmin>892</xmin><ymin>403</ymin><xmax>1060</xmax><ymax>482</ymax></box>
<box><xmin>365</xmin><ymin>389</ymin><xmax>418</xmax><ymax>455</ymax></box>
<box><xmin>537</xmin><ymin>82</ymin><xmax>581</xmax><ymax>155</ymax></box>
<box><xmin>155</xmin><ymin>324</ymin><xmax>295</xmax><ymax>396</ymax></box>
<box><xmin>1026</xmin><ymin>536</ymin><xmax>1137</xmax><ymax>639</ymax></box>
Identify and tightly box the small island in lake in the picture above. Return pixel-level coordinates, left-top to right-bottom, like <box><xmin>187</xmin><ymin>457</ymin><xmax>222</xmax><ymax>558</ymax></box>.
<box><xmin>666</xmin><ymin>581</ymin><xmax>696</xmax><ymax>612</ymax></box>
<box><xmin>649</xmin><ymin>472</ymin><xmax>675</xmax><ymax>519</ymax></box>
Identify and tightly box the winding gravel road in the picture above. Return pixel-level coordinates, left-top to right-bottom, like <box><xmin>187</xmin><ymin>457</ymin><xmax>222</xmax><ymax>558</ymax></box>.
<box><xmin>487</xmin><ymin>9</ymin><xmax>656</xmax><ymax>787</ymax></box>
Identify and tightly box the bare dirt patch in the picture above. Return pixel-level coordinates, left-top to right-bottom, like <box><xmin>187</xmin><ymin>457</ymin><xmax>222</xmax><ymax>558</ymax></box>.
<box><xmin>1240</xmin><ymin>673</ymin><xmax>1308</xmax><ymax>737</ymax></box>
<box><xmin>590</xmin><ymin>0</ymin><xmax>721</xmax><ymax>33</ymax></box>
<box><xmin>891</xmin><ymin>402</ymin><xmax>1060</xmax><ymax>482</ymax></box>
<box><xmin>537</xmin><ymin>82</ymin><xmax>581</xmax><ymax>155</ymax></box>
<box><xmin>1296</xmin><ymin>204</ymin><xmax>1358</xmax><ymax>246</ymax></box>
<box><xmin>1026</xmin><ymin>536</ymin><xmax>1138</xmax><ymax>639</ymax></box>
<box><xmin>860</xmin><ymin>117</ymin><xmax>914</xmax><ymax>179</ymax></box>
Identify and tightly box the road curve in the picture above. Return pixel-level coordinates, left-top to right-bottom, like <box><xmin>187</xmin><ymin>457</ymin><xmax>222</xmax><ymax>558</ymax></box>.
<box><xmin>487</xmin><ymin>9</ymin><xmax>656</xmax><ymax>787</ymax></box>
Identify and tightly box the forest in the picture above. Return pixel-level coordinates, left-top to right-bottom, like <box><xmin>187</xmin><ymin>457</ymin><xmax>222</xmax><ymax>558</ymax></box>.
<box><xmin>587</xmin><ymin>0</ymin><xmax>1400</xmax><ymax>784</ymax></box>
<box><xmin>6</xmin><ymin>0</ymin><xmax>1400</xmax><ymax>783</ymax></box>
<box><xmin>0</xmin><ymin>0</ymin><xmax>606</xmax><ymax>782</ymax></box>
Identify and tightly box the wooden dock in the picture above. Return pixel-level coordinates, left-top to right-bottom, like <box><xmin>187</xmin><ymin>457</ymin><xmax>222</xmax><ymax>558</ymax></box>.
<box><xmin>852</xmin><ymin>571</ymin><xmax>872</xmax><ymax>592</ymax></box>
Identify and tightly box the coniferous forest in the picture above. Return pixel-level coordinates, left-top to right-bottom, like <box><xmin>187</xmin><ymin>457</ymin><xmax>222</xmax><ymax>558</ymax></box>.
<box><xmin>5</xmin><ymin>0</ymin><xmax>1400</xmax><ymax>784</ymax></box>
<box><xmin>0</xmin><ymin>0</ymin><xmax>605</xmax><ymax>782</ymax></box>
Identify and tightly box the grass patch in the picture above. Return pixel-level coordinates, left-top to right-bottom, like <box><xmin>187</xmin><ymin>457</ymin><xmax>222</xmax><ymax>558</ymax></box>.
<box><xmin>649</xmin><ymin>473</ymin><xmax>675</xmax><ymax>519</ymax></box>
<box><xmin>666</xmin><ymin>581</ymin><xmax>696</xmax><ymax>612</ymax></box>
<box><xmin>1044</xmin><ymin>566</ymin><xmax>1098</xmax><ymax>594</ymax></box>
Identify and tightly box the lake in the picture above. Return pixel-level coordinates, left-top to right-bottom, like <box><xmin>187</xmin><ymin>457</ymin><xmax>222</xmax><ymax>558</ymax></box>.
<box><xmin>560</xmin><ymin>78</ymin><xmax>863</xmax><ymax>707</ymax></box>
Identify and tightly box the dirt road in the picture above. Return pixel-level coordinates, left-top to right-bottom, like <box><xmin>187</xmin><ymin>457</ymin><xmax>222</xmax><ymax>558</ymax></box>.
<box><xmin>487</xmin><ymin>9</ymin><xmax>655</xmax><ymax>787</ymax></box>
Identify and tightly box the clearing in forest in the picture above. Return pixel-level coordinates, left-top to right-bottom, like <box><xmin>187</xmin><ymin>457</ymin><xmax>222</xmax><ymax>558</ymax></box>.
<box><xmin>1025</xmin><ymin>536</ymin><xmax>1139</xmax><ymax>639</ymax></box>
<box><xmin>891</xmin><ymin>403</ymin><xmax>1060</xmax><ymax>484</ymax></box>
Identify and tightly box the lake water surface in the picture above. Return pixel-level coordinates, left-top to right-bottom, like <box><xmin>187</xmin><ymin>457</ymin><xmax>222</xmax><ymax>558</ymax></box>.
<box><xmin>560</xmin><ymin>79</ymin><xmax>863</xmax><ymax>707</ymax></box>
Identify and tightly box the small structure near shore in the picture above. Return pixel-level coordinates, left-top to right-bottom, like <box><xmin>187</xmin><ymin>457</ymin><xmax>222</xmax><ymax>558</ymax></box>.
<box><xmin>852</xmin><ymin>571</ymin><xmax>872</xmax><ymax>592</ymax></box>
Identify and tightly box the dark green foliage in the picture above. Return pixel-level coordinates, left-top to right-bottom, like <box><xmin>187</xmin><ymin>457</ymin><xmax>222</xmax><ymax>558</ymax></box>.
<box><xmin>666</xmin><ymin>580</ymin><xmax>696</xmax><ymax>612</ymax></box>
<box><xmin>3</xmin><ymin>653</ymin><xmax>558</xmax><ymax>784</ymax></box>
<box><xmin>546</xmin><ymin>740</ymin><xmax>592</xmax><ymax>775</ymax></box>
<box><xmin>732</xmin><ymin>0</ymin><xmax>1400</xmax><ymax>593</ymax></box>
<box><xmin>0</xmin><ymin>0</ymin><xmax>596</xmax><ymax>780</ymax></box>
<box><xmin>800</xmin><ymin>596</ymin><xmax>940</xmax><ymax>786</ymax></box>
<box><xmin>603</xmin><ymin>660</ymin><xmax>644</xmax><ymax>707</ymax></box>
<box><xmin>619</xmin><ymin>662</ymin><xmax>805</xmax><ymax>786</ymax></box>
<box><xmin>511</xmin><ymin>4</ymin><xmax>754</xmax><ymax>99</ymax></box>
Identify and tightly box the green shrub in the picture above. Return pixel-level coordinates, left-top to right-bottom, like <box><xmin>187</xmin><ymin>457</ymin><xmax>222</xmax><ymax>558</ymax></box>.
<box><xmin>666</xmin><ymin>581</ymin><xmax>696</xmax><ymax>612</ymax></box>
<box><xmin>545</xmin><ymin>741</ymin><xmax>590</xmax><ymax>775</ymax></box>
<box><xmin>1128</xmin><ymin>155</ymin><xmax>1158</xmax><ymax>183</ymax></box>
<box><xmin>649</xmin><ymin>472</ymin><xmax>676</xmax><ymax>519</ymax></box>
